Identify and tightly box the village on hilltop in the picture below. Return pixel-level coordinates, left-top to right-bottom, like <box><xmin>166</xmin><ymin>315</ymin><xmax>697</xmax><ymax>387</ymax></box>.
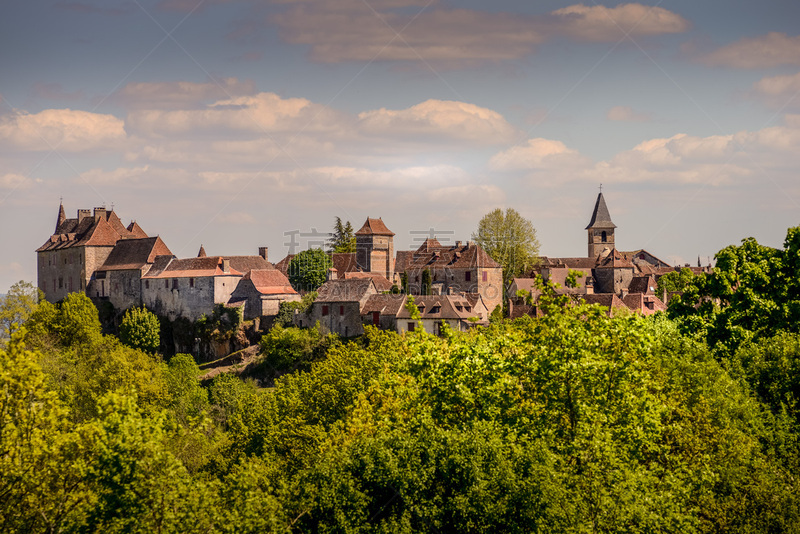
<box><xmin>36</xmin><ymin>193</ymin><xmax>708</xmax><ymax>338</ymax></box>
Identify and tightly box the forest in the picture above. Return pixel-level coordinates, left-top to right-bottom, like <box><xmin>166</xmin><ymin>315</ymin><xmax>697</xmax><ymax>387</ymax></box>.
<box><xmin>2</xmin><ymin>227</ymin><xmax>800</xmax><ymax>533</ymax></box>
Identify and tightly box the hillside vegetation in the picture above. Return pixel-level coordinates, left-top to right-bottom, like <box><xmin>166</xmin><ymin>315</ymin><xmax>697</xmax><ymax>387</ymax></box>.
<box><xmin>3</xmin><ymin>228</ymin><xmax>800</xmax><ymax>532</ymax></box>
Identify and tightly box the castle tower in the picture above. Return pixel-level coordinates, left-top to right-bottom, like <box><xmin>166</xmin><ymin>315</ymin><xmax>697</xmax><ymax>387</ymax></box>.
<box><xmin>585</xmin><ymin>192</ymin><xmax>616</xmax><ymax>259</ymax></box>
<box><xmin>355</xmin><ymin>217</ymin><xmax>394</xmax><ymax>281</ymax></box>
<box><xmin>56</xmin><ymin>202</ymin><xmax>66</xmax><ymax>232</ymax></box>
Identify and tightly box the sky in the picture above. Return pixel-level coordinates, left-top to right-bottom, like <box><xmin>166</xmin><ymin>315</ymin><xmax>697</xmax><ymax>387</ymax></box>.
<box><xmin>2</xmin><ymin>0</ymin><xmax>800</xmax><ymax>293</ymax></box>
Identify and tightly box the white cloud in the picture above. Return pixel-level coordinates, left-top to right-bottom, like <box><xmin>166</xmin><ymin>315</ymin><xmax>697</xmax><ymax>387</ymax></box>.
<box><xmin>78</xmin><ymin>165</ymin><xmax>152</xmax><ymax>185</ymax></box>
<box><xmin>752</xmin><ymin>71</ymin><xmax>800</xmax><ymax>110</ymax></box>
<box><xmin>489</xmin><ymin>138</ymin><xmax>589</xmax><ymax>171</ymax></box>
<box><xmin>217</xmin><ymin>211</ymin><xmax>257</xmax><ymax>225</ymax></box>
<box><xmin>358</xmin><ymin>100</ymin><xmax>519</xmax><ymax>144</ymax></box>
<box><xmin>0</xmin><ymin>173</ymin><xmax>37</xmax><ymax>189</ymax></box>
<box><xmin>0</xmin><ymin>108</ymin><xmax>125</xmax><ymax>152</ymax></box>
<box><xmin>550</xmin><ymin>4</ymin><xmax>689</xmax><ymax>42</ymax></box>
<box><xmin>606</xmin><ymin>105</ymin><xmax>652</xmax><ymax>122</ymax></box>
<box><xmin>701</xmin><ymin>32</ymin><xmax>800</xmax><ymax>68</ymax></box>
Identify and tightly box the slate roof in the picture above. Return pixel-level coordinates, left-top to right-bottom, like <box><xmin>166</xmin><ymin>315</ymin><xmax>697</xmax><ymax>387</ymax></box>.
<box><xmin>316</xmin><ymin>278</ymin><xmax>375</xmax><ymax>302</ymax></box>
<box><xmin>246</xmin><ymin>269</ymin><xmax>296</xmax><ymax>295</ymax></box>
<box><xmin>585</xmin><ymin>192</ymin><xmax>616</xmax><ymax>230</ymax></box>
<box><xmin>142</xmin><ymin>256</ymin><xmax>242</xmax><ymax>278</ymax></box>
<box><xmin>99</xmin><ymin>237</ymin><xmax>172</xmax><ymax>271</ymax></box>
<box><xmin>355</xmin><ymin>217</ymin><xmax>395</xmax><ymax>236</ymax></box>
<box><xmin>343</xmin><ymin>271</ymin><xmax>394</xmax><ymax>291</ymax></box>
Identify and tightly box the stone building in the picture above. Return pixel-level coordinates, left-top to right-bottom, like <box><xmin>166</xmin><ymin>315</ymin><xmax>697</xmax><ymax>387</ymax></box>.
<box><xmin>396</xmin><ymin>294</ymin><xmax>489</xmax><ymax>334</ymax></box>
<box><xmin>304</xmin><ymin>278</ymin><xmax>379</xmax><ymax>337</ymax></box>
<box><xmin>37</xmin><ymin>204</ymin><xmax>148</xmax><ymax>302</ymax></box>
<box><xmin>355</xmin><ymin>217</ymin><xmax>395</xmax><ymax>282</ymax></box>
<box><xmin>227</xmin><ymin>269</ymin><xmax>299</xmax><ymax>320</ymax></box>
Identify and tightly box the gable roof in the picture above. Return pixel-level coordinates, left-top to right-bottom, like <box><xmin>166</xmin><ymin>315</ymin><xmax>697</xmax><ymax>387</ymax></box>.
<box><xmin>245</xmin><ymin>269</ymin><xmax>296</xmax><ymax>295</ymax></box>
<box><xmin>628</xmin><ymin>275</ymin><xmax>656</xmax><ymax>295</ymax></box>
<box><xmin>355</xmin><ymin>217</ymin><xmax>395</xmax><ymax>236</ymax></box>
<box><xmin>225</xmin><ymin>255</ymin><xmax>272</xmax><ymax>274</ymax></box>
<box><xmin>585</xmin><ymin>192</ymin><xmax>616</xmax><ymax>230</ymax></box>
<box><xmin>537</xmin><ymin>256</ymin><xmax>597</xmax><ymax>271</ymax></box>
<box><xmin>343</xmin><ymin>271</ymin><xmax>393</xmax><ymax>291</ymax></box>
<box><xmin>396</xmin><ymin>295</ymin><xmax>483</xmax><ymax>321</ymax></box>
<box><xmin>403</xmin><ymin>242</ymin><xmax>501</xmax><ymax>271</ymax></box>
<box><xmin>37</xmin><ymin>206</ymin><xmax>147</xmax><ymax>252</ymax></box>
<box><xmin>100</xmin><ymin>237</ymin><xmax>172</xmax><ymax>271</ymax></box>
<box><xmin>362</xmin><ymin>294</ymin><xmax>406</xmax><ymax>316</ymax></box>
<box><xmin>595</xmin><ymin>248</ymin><xmax>634</xmax><ymax>269</ymax></box>
<box><xmin>316</xmin><ymin>278</ymin><xmax>376</xmax><ymax>302</ymax></box>
<box><xmin>125</xmin><ymin>221</ymin><xmax>148</xmax><ymax>238</ymax></box>
<box><xmin>142</xmin><ymin>256</ymin><xmax>242</xmax><ymax>278</ymax></box>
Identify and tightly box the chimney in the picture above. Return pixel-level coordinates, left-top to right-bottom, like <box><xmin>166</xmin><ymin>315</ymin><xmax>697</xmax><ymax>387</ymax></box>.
<box><xmin>93</xmin><ymin>207</ymin><xmax>106</xmax><ymax>221</ymax></box>
<box><xmin>259</xmin><ymin>247</ymin><xmax>268</xmax><ymax>261</ymax></box>
<box><xmin>455</xmin><ymin>240</ymin><xmax>462</xmax><ymax>248</ymax></box>
<box><xmin>77</xmin><ymin>209</ymin><xmax>91</xmax><ymax>223</ymax></box>
<box><xmin>222</xmin><ymin>258</ymin><xmax>231</xmax><ymax>273</ymax></box>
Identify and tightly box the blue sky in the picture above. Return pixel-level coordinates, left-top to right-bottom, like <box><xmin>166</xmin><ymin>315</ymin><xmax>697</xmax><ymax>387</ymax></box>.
<box><xmin>2</xmin><ymin>0</ymin><xmax>800</xmax><ymax>292</ymax></box>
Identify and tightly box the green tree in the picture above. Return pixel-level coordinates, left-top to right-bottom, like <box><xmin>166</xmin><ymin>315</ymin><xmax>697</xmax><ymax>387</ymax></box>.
<box><xmin>472</xmin><ymin>207</ymin><xmax>540</xmax><ymax>287</ymax></box>
<box><xmin>328</xmin><ymin>217</ymin><xmax>356</xmax><ymax>253</ymax></box>
<box><xmin>119</xmin><ymin>307</ymin><xmax>160</xmax><ymax>352</ymax></box>
<box><xmin>421</xmin><ymin>268</ymin><xmax>432</xmax><ymax>295</ymax></box>
<box><xmin>0</xmin><ymin>281</ymin><xmax>41</xmax><ymax>348</ymax></box>
<box><xmin>288</xmin><ymin>248</ymin><xmax>333</xmax><ymax>292</ymax></box>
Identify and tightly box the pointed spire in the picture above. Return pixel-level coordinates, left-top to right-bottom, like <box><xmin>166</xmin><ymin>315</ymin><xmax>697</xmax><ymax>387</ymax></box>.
<box><xmin>56</xmin><ymin>201</ymin><xmax>66</xmax><ymax>232</ymax></box>
<box><xmin>197</xmin><ymin>244</ymin><xmax>207</xmax><ymax>258</ymax></box>
<box><xmin>585</xmin><ymin>192</ymin><xmax>616</xmax><ymax>230</ymax></box>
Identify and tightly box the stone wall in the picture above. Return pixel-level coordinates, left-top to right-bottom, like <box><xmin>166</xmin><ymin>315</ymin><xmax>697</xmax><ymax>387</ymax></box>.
<box><xmin>38</xmin><ymin>247</ymin><xmax>89</xmax><ymax>302</ymax></box>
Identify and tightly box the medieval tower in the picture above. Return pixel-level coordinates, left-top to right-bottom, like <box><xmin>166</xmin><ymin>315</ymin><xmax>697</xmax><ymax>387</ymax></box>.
<box><xmin>355</xmin><ymin>217</ymin><xmax>395</xmax><ymax>282</ymax></box>
<box><xmin>585</xmin><ymin>192</ymin><xmax>616</xmax><ymax>259</ymax></box>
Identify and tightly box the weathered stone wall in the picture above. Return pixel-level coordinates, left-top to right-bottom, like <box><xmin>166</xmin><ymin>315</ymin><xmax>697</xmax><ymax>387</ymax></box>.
<box><xmin>142</xmin><ymin>276</ymin><xmax>219</xmax><ymax>321</ymax></box>
<box><xmin>310</xmin><ymin>301</ymin><xmax>364</xmax><ymax>337</ymax></box>
<box><xmin>106</xmin><ymin>269</ymin><xmax>144</xmax><ymax>311</ymax></box>
<box><xmin>38</xmin><ymin>248</ymin><xmax>89</xmax><ymax>302</ymax></box>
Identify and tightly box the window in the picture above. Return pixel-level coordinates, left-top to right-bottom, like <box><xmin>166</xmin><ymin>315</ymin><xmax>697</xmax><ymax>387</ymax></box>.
<box><xmin>189</xmin><ymin>278</ymin><xmax>194</xmax><ymax>288</ymax></box>
<box><xmin>322</xmin><ymin>305</ymin><xmax>329</xmax><ymax>316</ymax></box>
<box><xmin>58</xmin><ymin>277</ymin><xmax>63</xmax><ymax>289</ymax></box>
<box><xmin>172</xmin><ymin>279</ymin><xmax>178</xmax><ymax>290</ymax></box>
<box><xmin>145</xmin><ymin>280</ymin><xmax>149</xmax><ymax>289</ymax></box>
<box><xmin>465</xmin><ymin>272</ymin><xmax>471</xmax><ymax>282</ymax></box>
<box><xmin>431</xmin><ymin>306</ymin><xmax>441</xmax><ymax>314</ymax></box>
<box><xmin>482</xmin><ymin>271</ymin><xmax>487</xmax><ymax>282</ymax></box>
<box><xmin>340</xmin><ymin>305</ymin><xmax>344</xmax><ymax>315</ymax></box>
<box><xmin>164</xmin><ymin>280</ymin><xmax>169</xmax><ymax>289</ymax></box>
<box><xmin>601</xmin><ymin>231</ymin><xmax>607</xmax><ymax>243</ymax></box>
<box><xmin>408</xmin><ymin>322</ymin><xmax>415</xmax><ymax>332</ymax></box>
<box><xmin>372</xmin><ymin>311</ymin><xmax>380</xmax><ymax>325</ymax></box>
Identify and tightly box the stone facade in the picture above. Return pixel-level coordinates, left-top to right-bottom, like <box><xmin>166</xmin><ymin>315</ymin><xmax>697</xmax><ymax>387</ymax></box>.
<box><xmin>355</xmin><ymin>217</ymin><xmax>395</xmax><ymax>282</ymax></box>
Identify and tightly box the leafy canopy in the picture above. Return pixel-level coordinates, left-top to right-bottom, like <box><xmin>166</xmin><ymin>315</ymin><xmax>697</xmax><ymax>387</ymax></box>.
<box><xmin>472</xmin><ymin>207</ymin><xmax>540</xmax><ymax>286</ymax></box>
<box><xmin>119</xmin><ymin>307</ymin><xmax>160</xmax><ymax>352</ymax></box>
<box><xmin>288</xmin><ymin>248</ymin><xmax>333</xmax><ymax>292</ymax></box>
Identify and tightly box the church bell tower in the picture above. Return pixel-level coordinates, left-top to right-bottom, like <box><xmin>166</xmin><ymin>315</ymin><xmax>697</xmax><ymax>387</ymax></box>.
<box><xmin>585</xmin><ymin>191</ymin><xmax>616</xmax><ymax>259</ymax></box>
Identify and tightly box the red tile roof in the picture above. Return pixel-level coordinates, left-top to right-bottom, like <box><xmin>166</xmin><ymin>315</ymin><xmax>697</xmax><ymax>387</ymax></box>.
<box><xmin>99</xmin><ymin>237</ymin><xmax>172</xmax><ymax>271</ymax></box>
<box><xmin>355</xmin><ymin>217</ymin><xmax>395</xmax><ymax>236</ymax></box>
<box><xmin>246</xmin><ymin>269</ymin><xmax>296</xmax><ymax>295</ymax></box>
<box><xmin>403</xmin><ymin>242</ymin><xmax>501</xmax><ymax>270</ymax></box>
<box><xmin>143</xmin><ymin>256</ymin><xmax>242</xmax><ymax>278</ymax></box>
<box><xmin>343</xmin><ymin>271</ymin><xmax>393</xmax><ymax>291</ymax></box>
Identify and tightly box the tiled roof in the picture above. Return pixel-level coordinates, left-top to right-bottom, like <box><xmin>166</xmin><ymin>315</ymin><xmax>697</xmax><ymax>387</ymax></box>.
<box><xmin>581</xmin><ymin>293</ymin><xmax>628</xmax><ymax>315</ymax></box>
<box><xmin>415</xmin><ymin>238</ymin><xmax>442</xmax><ymax>253</ymax></box>
<box><xmin>246</xmin><ymin>269</ymin><xmax>296</xmax><ymax>295</ymax></box>
<box><xmin>394</xmin><ymin>250</ymin><xmax>415</xmax><ymax>274</ymax></box>
<box><xmin>332</xmin><ymin>252</ymin><xmax>359</xmax><ymax>275</ymax></box>
<box><xmin>142</xmin><ymin>256</ymin><xmax>242</xmax><ymax>278</ymax></box>
<box><xmin>126</xmin><ymin>221</ymin><xmax>148</xmax><ymax>239</ymax></box>
<box><xmin>595</xmin><ymin>248</ymin><xmax>634</xmax><ymax>269</ymax></box>
<box><xmin>316</xmin><ymin>278</ymin><xmax>375</xmax><ymax>302</ymax></box>
<box><xmin>355</xmin><ymin>217</ymin><xmax>395</xmax><ymax>236</ymax></box>
<box><xmin>197</xmin><ymin>245</ymin><xmax>207</xmax><ymax>258</ymax></box>
<box><xmin>628</xmin><ymin>275</ymin><xmax>656</xmax><ymax>295</ymax></box>
<box><xmin>403</xmin><ymin>242</ymin><xmax>501</xmax><ymax>270</ymax></box>
<box><xmin>361</xmin><ymin>294</ymin><xmax>406</xmax><ymax>315</ymax></box>
<box><xmin>37</xmin><ymin>206</ymin><xmax>144</xmax><ymax>252</ymax></box>
<box><xmin>100</xmin><ymin>237</ymin><xmax>172</xmax><ymax>271</ymax></box>
<box><xmin>343</xmin><ymin>271</ymin><xmax>393</xmax><ymax>291</ymax></box>
<box><xmin>537</xmin><ymin>256</ymin><xmax>597</xmax><ymax>270</ymax></box>
<box><xmin>225</xmin><ymin>255</ymin><xmax>272</xmax><ymax>274</ymax></box>
<box><xmin>585</xmin><ymin>192</ymin><xmax>616</xmax><ymax>230</ymax></box>
<box><xmin>274</xmin><ymin>254</ymin><xmax>294</xmax><ymax>276</ymax></box>
<box><xmin>622</xmin><ymin>293</ymin><xmax>667</xmax><ymax>315</ymax></box>
<box><xmin>622</xmin><ymin>249</ymin><xmax>672</xmax><ymax>268</ymax></box>
<box><xmin>396</xmin><ymin>295</ymin><xmax>482</xmax><ymax>320</ymax></box>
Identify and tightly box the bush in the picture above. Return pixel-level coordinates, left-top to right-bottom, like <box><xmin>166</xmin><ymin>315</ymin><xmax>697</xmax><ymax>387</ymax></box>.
<box><xmin>119</xmin><ymin>307</ymin><xmax>160</xmax><ymax>353</ymax></box>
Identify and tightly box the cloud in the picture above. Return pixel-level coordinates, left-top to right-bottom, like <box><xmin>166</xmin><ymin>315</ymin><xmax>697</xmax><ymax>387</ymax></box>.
<box><xmin>752</xmin><ymin>71</ymin><xmax>800</xmax><ymax>110</ymax></box>
<box><xmin>113</xmin><ymin>78</ymin><xmax>257</xmax><ymax>109</ymax></box>
<box><xmin>125</xmin><ymin>92</ymin><xmax>343</xmax><ymax>137</ymax></box>
<box><xmin>0</xmin><ymin>173</ymin><xmax>37</xmax><ymax>189</ymax></box>
<box><xmin>217</xmin><ymin>211</ymin><xmax>257</xmax><ymax>225</ymax></box>
<box><xmin>549</xmin><ymin>3</ymin><xmax>689</xmax><ymax>42</ymax></box>
<box><xmin>700</xmin><ymin>32</ymin><xmax>800</xmax><ymax>68</ymax></box>
<box><xmin>0</xmin><ymin>108</ymin><xmax>126</xmax><ymax>152</ymax></box>
<box><xmin>489</xmin><ymin>138</ymin><xmax>590</xmax><ymax>172</ymax></box>
<box><xmin>78</xmin><ymin>165</ymin><xmax>151</xmax><ymax>185</ymax></box>
<box><xmin>606</xmin><ymin>105</ymin><xmax>652</xmax><ymax>122</ymax></box>
<box><xmin>357</xmin><ymin>100</ymin><xmax>519</xmax><ymax>144</ymax></box>
<box><xmin>234</xmin><ymin>2</ymin><xmax>687</xmax><ymax>65</ymax></box>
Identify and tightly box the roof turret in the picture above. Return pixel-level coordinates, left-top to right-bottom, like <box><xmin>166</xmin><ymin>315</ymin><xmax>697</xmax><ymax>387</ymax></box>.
<box><xmin>585</xmin><ymin>192</ymin><xmax>616</xmax><ymax>230</ymax></box>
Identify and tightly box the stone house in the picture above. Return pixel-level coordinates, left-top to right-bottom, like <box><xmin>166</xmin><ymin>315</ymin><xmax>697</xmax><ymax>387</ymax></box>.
<box><xmin>37</xmin><ymin>204</ymin><xmax>147</xmax><ymax>302</ymax></box>
<box><xmin>227</xmin><ymin>269</ymin><xmax>299</xmax><ymax>320</ymax></box>
<box><xmin>355</xmin><ymin>217</ymin><xmax>395</xmax><ymax>282</ymax></box>
<box><xmin>304</xmin><ymin>278</ymin><xmax>379</xmax><ymax>337</ymax></box>
<box><xmin>92</xmin><ymin>236</ymin><xmax>173</xmax><ymax>310</ymax></box>
<box><xmin>396</xmin><ymin>294</ymin><xmax>489</xmax><ymax>335</ymax></box>
<box><xmin>141</xmin><ymin>256</ymin><xmax>243</xmax><ymax>321</ymax></box>
<box><xmin>361</xmin><ymin>294</ymin><xmax>406</xmax><ymax>330</ymax></box>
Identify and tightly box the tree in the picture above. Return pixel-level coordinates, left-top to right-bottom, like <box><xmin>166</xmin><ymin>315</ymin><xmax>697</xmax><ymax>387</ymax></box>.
<box><xmin>472</xmin><ymin>208</ymin><xmax>540</xmax><ymax>287</ymax></box>
<box><xmin>328</xmin><ymin>217</ymin><xmax>356</xmax><ymax>253</ymax></box>
<box><xmin>0</xmin><ymin>281</ymin><xmax>41</xmax><ymax>347</ymax></box>
<box><xmin>421</xmin><ymin>268</ymin><xmax>432</xmax><ymax>296</ymax></box>
<box><xmin>288</xmin><ymin>248</ymin><xmax>333</xmax><ymax>292</ymax></box>
<box><xmin>56</xmin><ymin>292</ymin><xmax>103</xmax><ymax>347</ymax></box>
<box><xmin>119</xmin><ymin>307</ymin><xmax>160</xmax><ymax>353</ymax></box>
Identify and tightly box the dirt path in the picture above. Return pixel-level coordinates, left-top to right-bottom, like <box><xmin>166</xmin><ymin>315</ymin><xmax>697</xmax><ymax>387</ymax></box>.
<box><xmin>199</xmin><ymin>345</ymin><xmax>261</xmax><ymax>382</ymax></box>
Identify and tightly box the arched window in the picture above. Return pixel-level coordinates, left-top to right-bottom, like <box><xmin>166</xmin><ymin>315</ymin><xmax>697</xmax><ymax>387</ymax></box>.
<box><xmin>601</xmin><ymin>231</ymin><xmax>607</xmax><ymax>242</ymax></box>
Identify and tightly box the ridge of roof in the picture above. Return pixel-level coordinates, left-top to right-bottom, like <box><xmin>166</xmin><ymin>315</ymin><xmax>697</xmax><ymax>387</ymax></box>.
<box><xmin>355</xmin><ymin>217</ymin><xmax>395</xmax><ymax>236</ymax></box>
